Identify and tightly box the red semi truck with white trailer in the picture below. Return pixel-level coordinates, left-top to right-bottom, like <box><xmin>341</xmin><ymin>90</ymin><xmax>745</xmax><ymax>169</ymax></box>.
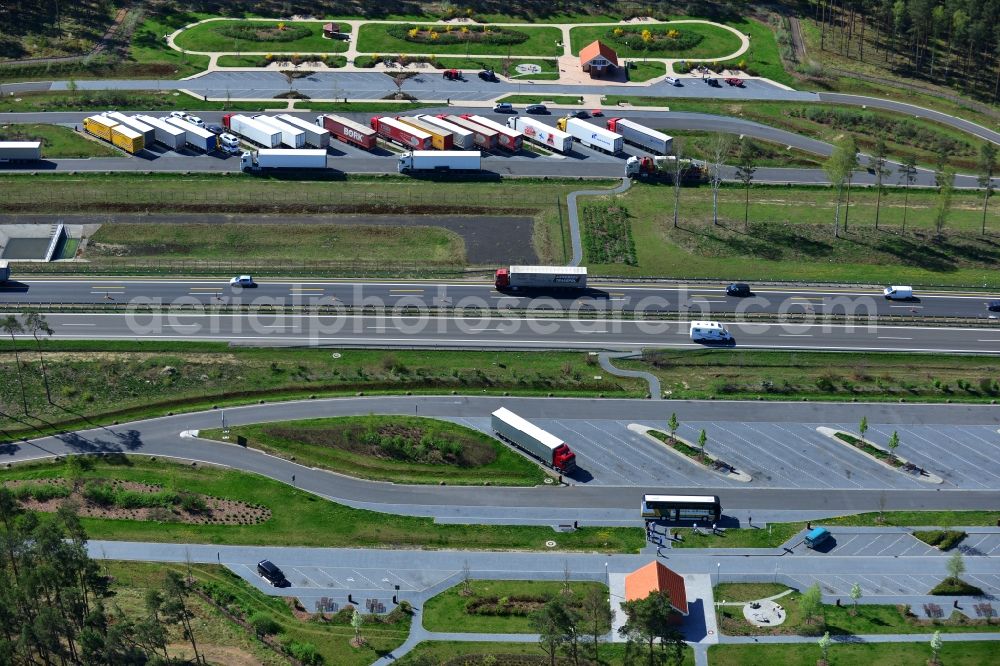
<box><xmin>460</xmin><ymin>114</ymin><xmax>522</xmax><ymax>151</ymax></box>
<box><xmin>606</xmin><ymin>118</ymin><xmax>672</xmax><ymax>155</ymax></box>
<box><xmin>440</xmin><ymin>115</ymin><xmax>498</xmax><ymax>150</ymax></box>
<box><xmin>370</xmin><ymin>116</ymin><xmax>433</xmax><ymax>150</ymax></box>
<box><xmin>494</xmin><ymin>265</ymin><xmax>588</xmax><ymax>290</ymax></box>
<box><xmin>491</xmin><ymin>407</ymin><xmax>578</xmax><ymax>473</ymax></box>
<box><xmin>317</xmin><ymin>114</ymin><xmax>378</xmax><ymax>150</ymax></box>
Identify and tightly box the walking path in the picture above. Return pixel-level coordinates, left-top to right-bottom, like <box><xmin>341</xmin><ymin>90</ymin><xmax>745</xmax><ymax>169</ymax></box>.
<box><xmin>598</xmin><ymin>351</ymin><xmax>662</xmax><ymax>399</ymax></box>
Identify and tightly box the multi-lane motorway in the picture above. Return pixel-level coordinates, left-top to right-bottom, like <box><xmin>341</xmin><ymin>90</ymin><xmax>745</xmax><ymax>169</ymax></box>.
<box><xmin>5</xmin><ymin>278</ymin><xmax>999</xmax><ymax>318</ymax></box>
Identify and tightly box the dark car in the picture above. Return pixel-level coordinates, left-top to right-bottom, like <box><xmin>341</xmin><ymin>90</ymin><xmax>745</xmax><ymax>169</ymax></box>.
<box><xmin>478</xmin><ymin>69</ymin><xmax>497</xmax><ymax>81</ymax></box>
<box><xmin>566</xmin><ymin>110</ymin><xmax>589</xmax><ymax>119</ymax></box>
<box><xmin>525</xmin><ymin>104</ymin><xmax>548</xmax><ymax>115</ymax></box>
<box><xmin>988</xmin><ymin>300</ymin><xmax>1000</xmax><ymax>312</ymax></box>
<box><xmin>205</xmin><ymin>124</ymin><xmax>225</xmax><ymax>135</ymax></box>
<box><xmin>706</xmin><ymin>78</ymin><xmax>721</xmax><ymax>87</ymax></box>
<box><xmin>726</xmin><ymin>283</ymin><xmax>752</xmax><ymax>297</ymax></box>
<box><xmin>257</xmin><ymin>560</ymin><xmax>288</xmax><ymax>587</ymax></box>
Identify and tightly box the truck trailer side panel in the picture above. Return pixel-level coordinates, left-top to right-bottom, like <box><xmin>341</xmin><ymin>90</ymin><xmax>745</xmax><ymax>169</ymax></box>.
<box><xmin>83</xmin><ymin>116</ymin><xmax>117</xmax><ymax>142</ymax></box>
<box><xmin>559</xmin><ymin>117</ymin><xmax>623</xmax><ymax>154</ymax></box>
<box><xmin>370</xmin><ymin>116</ymin><xmax>433</xmax><ymax>150</ymax></box>
<box><xmin>495</xmin><ymin>265</ymin><xmax>588</xmax><ymax>290</ymax></box>
<box><xmin>253</xmin><ymin>115</ymin><xmax>306</xmax><ymax>148</ymax></box>
<box><xmin>318</xmin><ymin>114</ymin><xmax>378</xmax><ymax>150</ymax></box>
<box><xmin>416</xmin><ymin>115</ymin><xmax>474</xmax><ymax>150</ymax></box>
<box><xmin>607</xmin><ymin>118</ymin><xmax>672</xmax><ymax>154</ymax></box>
<box><xmin>225</xmin><ymin>114</ymin><xmax>281</xmax><ymax>148</ymax></box>
<box><xmin>441</xmin><ymin>115</ymin><xmax>498</xmax><ymax>150</ymax></box>
<box><xmin>277</xmin><ymin>113</ymin><xmax>330</xmax><ymax>147</ymax></box>
<box><xmin>507</xmin><ymin>117</ymin><xmax>573</xmax><ymax>153</ymax></box>
<box><xmin>111</xmin><ymin>125</ymin><xmax>145</xmax><ymax>154</ymax></box>
<box><xmin>134</xmin><ymin>115</ymin><xmax>186</xmax><ymax>150</ymax></box>
<box><xmin>104</xmin><ymin>112</ymin><xmax>155</xmax><ymax>148</ymax></box>
<box><xmin>0</xmin><ymin>141</ymin><xmax>42</xmax><ymax>161</ymax></box>
<box><xmin>461</xmin><ymin>114</ymin><xmax>523</xmax><ymax>152</ymax></box>
<box><xmin>244</xmin><ymin>149</ymin><xmax>328</xmax><ymax>170</ymax></box>
<box><xmin>491</xmin><ymin>407</ymin><xmax>577</xmax><ymax>472</ymax></box>
<box><xmin>396</xmin><ymin>117</ymin><xmax>454</xmax><ymax>150</ymax></box>
<box><xmin>164</xmin><ymin>117</ymin><xmax>217</xmax><ymax>152</ymax></box>
<box><xmin>398</xmin><ymin>150</ymin><xmax>481</xmax><ymax>172</ymax></box>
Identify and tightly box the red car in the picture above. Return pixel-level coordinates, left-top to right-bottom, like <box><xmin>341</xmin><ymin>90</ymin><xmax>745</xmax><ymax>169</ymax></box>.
<box><xmin>725</xmin><ymin>77</ymin><xmax>744</xmax><ymax>87</ymax></box>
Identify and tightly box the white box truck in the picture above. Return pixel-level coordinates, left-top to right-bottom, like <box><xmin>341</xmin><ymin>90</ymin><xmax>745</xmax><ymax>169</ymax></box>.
<box><xmin>507</xmin><ymin>117</ymin><xmax>573</xmax><ymax>153</ymax></box>
<box><xmin>606</xmin><ymin>118</ymin><xmax>672</xmax><ymax>154</ymax></box>
<box><xmin>241</xmin><ymin>149</ymin><xmax>327</xmax><ymax>171</ymax></box>
<box><xmin>134</xmin><ymin>115</ymin><xmax>186</xmax><ymax>151</ymax></box>
<box><xmin>253</xmin><ymin>115</ymin><xmax>306</xmax><ymax>148</ymax></box>
<box><xmin>104</xmin><ymin>112</ymin><xmax>155</xmax><ymax>148</ymax></box>
<box><xmin>397</xmin><ymin>150</ymin><xmax>481</xmax><ymax>172</ymax></box>
<box><xmin>164</xmin><ymin>117</ymin><xmax>217</xmax><ymax>152</ymax></box>
<box><xmin>225</xmin><ymin>114</ymin><xmax>281</xmax><ymax>148</ymax></box>
<box><xmin>491</xmin><ymin>407</ymin><xmax>578</xmax><ymax>473</ymax></box>
<box><xmin>276</xmin><ymin>113</ymin><xmax>330</xmax><ymax>147</ymax></box>
<box><xmin>494</xmin><ymin>265</ymin><xmax>587</xmax><ymax>290</ymax></box>
<box><xmin>0</xmin><ymin>141</ymin><xmax>42</xmax><ymax>161</ymax></box>
<box><xmin>416</xmin><ymin>114</ymin><xmax>474</xmax><ymax>150</ymax></box>
<box><xmin>557</xmin><ymin>116</ymin><xmax>623</xmax><ymax>154</ymax></box>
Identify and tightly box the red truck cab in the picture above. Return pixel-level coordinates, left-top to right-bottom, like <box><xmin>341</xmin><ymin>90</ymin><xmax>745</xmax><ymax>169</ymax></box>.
<box><xmin>552</xmin><ymin>444</ymin><xmax>577</xmax><ymax>473</ymax></box>
<box><xmin>494</xmin><ymin>268</ymin><xmax>510</xmax><ymax>289</ymax></box>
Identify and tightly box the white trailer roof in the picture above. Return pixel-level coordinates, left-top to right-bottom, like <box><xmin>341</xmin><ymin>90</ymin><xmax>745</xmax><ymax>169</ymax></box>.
<box><xmin>104</xmin><ymin>112</ymin><xmax>153</xmax><ymax>133</ymax></box>
<box><xmin>643</xmin><ymin>495</ymin><xmax>719</xmax><ymax>503</ymax></box>
<box><xmin>509</xmin><ymin>265</ymin><xmax>587</xmax><ymax>276</ymax></box>
<box><xmin>397</xmin><ymin>116</ymin><xmax>450</xmax><ymax>137</ymax></box>
<box><xmin>417</xmin><ymin>115</ymin><xmax>473</xmax><ymax>137</ymax></box>
<box><xmin>135</xmin><ymin>115</ymin><xmax>185</xmax><ymax>135</ymax></box>
<box><xmin>408</xmin><ymin>150</ymin><xmax>476</xmax><ymax>158</ymax></box>
<box><xmin>112</xmin><ymin>125</ymin><xmax>142</xmax><ymax>140</ymax></box>
<box><xmin>165</xmin><ymin>116</ymin><xmax>215</xmax><ymax>138</ymax></box>
<box><xmin>254</xmin><ymin>115</ymin><xmax>305</xmax><ymax>134</ymax></box>
<box><xmin>0</xmin><ymin>141</ymin><xmax>42</xmax><ymax>149</ymax></box>
<box><xmin>616</xmin><ymin>118</ymin><xmax>672</xmax><ymax>142</ymax></box>
<box><xmin>277</xmin><ymin>113</ymin><xmax>329</xmax><ymax>134</ymax></box>
<box><xmin>492</xmin><ymin>407</ymin><xmax>565</xmax><ymax>451</ymax></box>
<box><xmin>257</xmin><ymin>149</ymin><xmax>328</xmax><ymax>158</ymax></box>
<box><xmin>464</xmin><ymin>115</ymin><xmax>520</xmax><ymax>137</ymax></box>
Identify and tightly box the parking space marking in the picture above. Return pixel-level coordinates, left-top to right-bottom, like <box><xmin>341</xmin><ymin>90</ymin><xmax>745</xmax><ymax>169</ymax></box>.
<box><xmin>351</xmin><ymin>569</ymin><xmax>382</xmax><ymax>589</ymax></box>
<box><xmin>387</xmin><ymin>570</ymin><xmax>417</xmax><ymax>591</ymax></box>
<box><xmin>289</xmin><ymin>567</ymin><xmax>323</xmax><ymax>588</ymax></box>
<box><xmin>874</xmin><ymin>535</ymin><xmax>907</xmax><ymax>556</ymax></box>
<box><xmin>706</xmin><ymin>423</ymin><xmax>805</xmax><ymax>487</ymax></box>
<box><xmin>311</xmin><ymin>568</ymin><xmax>346</xmax><ymax>588</ymax></box>
<box><xmin>833</xmin><ymin>535</ymin><xmax>861</xmax><ymax>554</ymax></box>
<box><xmin>764</xmin><ymin>423</ymin><xmax>865</xmax><ymax>488</ymax></box>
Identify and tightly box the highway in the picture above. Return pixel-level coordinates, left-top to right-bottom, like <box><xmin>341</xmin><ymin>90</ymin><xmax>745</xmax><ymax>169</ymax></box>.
<box><xmin>4</xmin><ymin>278</ymin><xmax>999</xmax><ymax>319</ymax></box>
<box><xmin>10</xmin><ymin>311</ymin><xmax>1000</xmax><ymax>353</ymax></box>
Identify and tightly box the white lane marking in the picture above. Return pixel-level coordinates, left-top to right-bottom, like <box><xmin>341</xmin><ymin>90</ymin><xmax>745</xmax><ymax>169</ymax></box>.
<box><xmin>878</xmin><ymin>336</ymin><xmax>912</xmax><ymax>340</ymax></box>
<box><xmin>778</xmin><ymin>333</ymin><xmax>812</xmax><ymax>337</ymax></box>
<box><xmin>61</xmin><ymin>323</ymin><xmax>96</xmax><ymax>327</ymax></box>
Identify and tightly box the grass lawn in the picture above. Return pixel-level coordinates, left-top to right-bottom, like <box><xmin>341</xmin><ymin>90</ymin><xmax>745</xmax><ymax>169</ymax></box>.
<box><xmin>666</xmin><ymin>130</ymin><xmax>822</xmax><ymax>168</ymax></box>
<box><xmin>0</xmin><ymin>123</ymin><xmax>117</xmax><ymax>158</ymax></box>
<box><xmin>356</xmin><ymin>23</ymin><xmax>564</xmax><ymax>57</ymax></box>
<box><xmin>216</xmin><ymin>54</ymin><xmax>347</xmax><ymax>67</ymax></box>
<box><xmin>721</xmin><ymin>17</ymin><xmax>794</xmax><ymax>85</ymax></box>
<box><xmin>498</xmin><ymin>95</ymin><xmax>583</xmax><ymax>105</ymax></box>
<box><xmin>585</xmin><ymin>182</ymin><xmax>1000</xmax><ymax>287</ymax></box>
<box><xmin>397</xmin><ymin>641</ymin><xmax>695</xmax><ymax>665</ymax></box>
<box><xmin>710</xmin><ymin>641</ymin><xmax>997</xmax><ymax>666</ymax></box>
<box><xmin>625</xmin><ymin>61</ymin><xmax>667</xmax><ymax>82</ymax></box>
<box><xmin>0</xmin><ymin>342</ymin><xmax>644</xmax><ymax>439</ymax></box>
<box><xmin>109</xmin><ymin>560</ymin><xmax>407</xmax><ymax>665</ymax></box>
<box><xmin>200</xmin><ymin>415</ymin><xmax>547</xmax><ymax>486</ymax></box>
<box><xmin>715</xmin><ymin>584</ymin><xmax>999</xmax><ymax>636</ymax></box>
<box><xmin>623</xmin><ymin>350</ymin><xmax>1000</xmax><ymax>404</ymax></box>
<box><xmin>174</xmin><ymin>20</ymin><xmax>350</xmax><ymax>53</ymax></box>
<box><xmin>422</xmin><ymin>580</ymin><xmax>608</xmax><ymax>633</ymax></box>
<box><xmin>2</xmin><ymin>457</ymin><xmax>644</xmax><ymax>552</ymax></box>
<box><xmin>0</xmin><ymin>90</ymin><xmax>269</xmax><ymax>113</ymax></box>
<box><xmin>85</xmin><ymin>223</ymin><xmax>467</xmax><ymax>266</ymax></box>
<box><xmin>569</xmin><ymin>22</ymin><xmax>743</xmax><ymax>60</ymax></box>
<box><xmin>129</xmin><ymin>11</ymin><xmax>213</xmax><ymax>78</ymax></box>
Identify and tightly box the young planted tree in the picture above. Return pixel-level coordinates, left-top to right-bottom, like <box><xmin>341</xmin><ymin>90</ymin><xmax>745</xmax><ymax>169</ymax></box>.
<box><xmin>899</xmin><ymin>155</ymin><xmax>918</xmax><ymax>233</ymax></box>
<box><xmin>933</xmin><ymin>168</ymin><xmax>956</xmax><ymax>237</ymax></box>
<box><xmin>946</xmin><ymin>550</ymin><xmax>966</xmax><ymax>583</ymax></box>
<box><xmin>930</xmin><ymin>630</ymin><xmax>943</xmax><ymax>665</ymax></box>
<box><xmin>887</xmin><ymin>430</ymin><xmax>900</xmax><ymax>461</ymax></box>
<box><xmin>24</xmin><ymin>312</ymin><xmax>54</xmax><ymax>405</ymax></box>
<box><xmin>579</xmin><ymin>586</ymin><xmax>613</xmax><ymax>662</ymax></box>
<box><xmin>858</xmin><ymin>416</ymin><xmax>868</xmax><ymax>440</ymax></box>
<box><xmin>351</xmin><ymin>608</ymin><xmax>366</xmax><ymax>647</ymax></box>
<box><xmin>735</xmin><ymin>138</ymin><xmax>759</xmax><ymax>231</ymax></box>
<box><xmin>698</xmin><ymin>429</ymin><xmax>707</xmax><ymax>459</ymax></box>
<box><xmin>840</xmin><ymin>136</ymin><xmax>860</xmax><ymax>232</ymax></box>
<box><xmin>162</xmin><ymin>571</ymin><xmax>202</xmax><ymax>665</ymax></box>
<box><xmin>708</xmin><ymin>133</ymin><xmax>735</xmax><ymax>226</ymax></box>
<box><xmin>1</xmin><ymin>315</ymin><xmax>28</xmax><ymax>414</ymax></box>
<box><xmin>671</xmin><ymin>139</ymin><xmax>686</xmax><ymax>229</ymax></box>
<box><xmin>978</xmin><ymin>143</ymin><xmax>997</xmax><ymax>235</ymax></box>
<box><xmin>667</xmin><ymin>412</ymin><xmax>679</xmax><ymax>440</ymax></box>
<box><xmin>824</xmin><ymin>136</ymin><xmax>853</xmax><ymax>238</ymax></box>
<box><xmin>872</xmin><ymin>137</ymin><xmax>891</xmax><ymax>230</ymax></box>
<box><xmin>849</xmin><ymin>582</ymin><xmax>863</xmax><ymax>615</ymax></box>
<box><xmin>799</xmin><ymin>582</ymin><xmax>825</xmax><ymax>629</ymax></box>
<box><xmin>818</xmin><ymin>631</ymin><xmax>832</xmax><ymax>664</ymax></box>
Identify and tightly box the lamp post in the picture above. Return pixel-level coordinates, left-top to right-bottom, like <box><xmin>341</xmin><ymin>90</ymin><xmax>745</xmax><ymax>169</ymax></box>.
<box><xmin>716</xmin><ymin>562</ymin><xmax>721</xmax><ymax>587</ymax></box>
<box><xmin>605</xmin><ymin>561</ymin><xmax>609</xmax><ymax>586</ymax></box>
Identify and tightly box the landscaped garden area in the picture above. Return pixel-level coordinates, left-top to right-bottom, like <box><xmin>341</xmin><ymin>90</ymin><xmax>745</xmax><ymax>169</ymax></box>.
<box><xmin>173</xmin><ymin>20</ymin><xmax>350</xmax><ymax>53</ymax></box>
<box><xmin>570</xmin><ymin>22</ymin><xmax>743</xmax><ymax>59</ymax></box>
<box><xmin>357</xmin><ymin>23</ymin><xmax>563</xmax><ymax>56</ymax></box>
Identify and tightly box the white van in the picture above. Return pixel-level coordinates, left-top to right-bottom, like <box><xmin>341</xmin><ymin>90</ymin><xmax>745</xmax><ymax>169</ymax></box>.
<box><xmin>690</xmin><ymin>321</ymin><xmax>732</xmax><ymax>343</ymax></box>
<box><xmin>883</xmin><ymin>285</ymin><xmax>913</xmax><ymax>300</ymax></box>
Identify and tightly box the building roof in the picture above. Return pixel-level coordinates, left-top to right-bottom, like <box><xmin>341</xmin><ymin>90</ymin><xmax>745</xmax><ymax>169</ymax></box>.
<box><xmin>579</xmin><ymin>40</ymin><xmax>618</xmax><ymax>67</ymax></box>
<box><xmin>624</xmin><ymin>561</ymin><xmax>688</xmax><ymax>615</ymax></box>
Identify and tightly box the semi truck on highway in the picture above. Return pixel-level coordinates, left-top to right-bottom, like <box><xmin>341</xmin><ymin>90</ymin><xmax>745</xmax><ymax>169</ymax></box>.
<box><xmin>276</xmin><ymin>114</ymin><xmax>330</xmax><ymax>147</ymax></box>
<box><xmin>556</xmin><ymin>117</ymin><xmax>622</xmax><ymax>154</ymax></box>
<box><xmin>491</xmin><ymin>407</ymin><xmax>578</xmax><ymax>473</ymax></box>
<box><xmin>494</xmin><ymin>265</ymin><xmax>588</xmax><ymax>290</ymax></box>
<box><xmin>240</xmin><ymin>149</ymin><xmax>327</xmax><ymax>171</ymax></box>
<box><xmin>254</xmin><ymin>115</ymin><xmax>306</xmax><ymax>148</ymax></box>
<box><xmin>0</xmin><ymin>141</ymin><xmax>41</xmax><ymax>162</ymax></box>
<box><xmin>397</xmin><ymin>150</ymin><xmax>481</xmax><ymax>172</ymax></box>
<box><xmin>416</xmin><ymin>115</ymin><xmax>474</xmax><ymax>150</ymax></box>
<box><xmin>440</xmin><ymin>115</ymin><xmax>498</xmax><ymax>150</ymax></box>
<box><xmin>396</xmin><ymin>116</ymin><xmax>454</xmax><ymax>150</ymax></box>
<box><xmin>370</xmin><ymin>116</ymin><xmax>433</xmax><ymax>150</ymax></box>
<box><xmin>135</xmin><ymin>115</ymin><xmax>186</xmax><ymax>151</ymax></box>
<box><xmin>506</xmin><ymin>117</ymin><xmax>573</xmax><ymax>153</ymax></box>
<box><xmin>223</xmin><ymin>114</ymin><xmax>281</xmax><ymax>148</ymax></box>
<box><xmin>460</xmin><ymin>114</ymin><xmax>522</xmax><ymax>151</ymax></box>
<box><xmin>164</xmin><ymin>116</ymin><xmax>217</xmax><ymax>152</ymax></box>
<box><xmin>606</xmin><ymin>118</ymin><xmax>672</xmax><ymax>154</ymax></box>
<box><xmin>317</xmin><ymin>114</ymin><xmax>377</xmax><ymax>150</ymax></box>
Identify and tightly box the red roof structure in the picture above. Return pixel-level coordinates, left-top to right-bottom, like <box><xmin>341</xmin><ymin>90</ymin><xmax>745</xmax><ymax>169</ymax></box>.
<box><xmin>579</xmin><ymin>40</ymin><xmax>619</xmax><ymax>75</ymax></box>
<box><xmin>624</xmin><ymin>561</ymin><xmax>688</xmax><ymax>616</ymax></box>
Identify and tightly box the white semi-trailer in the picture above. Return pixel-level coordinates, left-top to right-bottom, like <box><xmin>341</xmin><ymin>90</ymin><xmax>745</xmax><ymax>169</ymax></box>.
<box><xmin>240</xmin><ymin>149</ymin><xmax>327</xmax><ymax>171</ymax></box>
<box><xmin>556</xmin><ymin>116</ymin><xmax>623</xmax><ymax>154</ymax></box>
<box><xmin>164</xmin><ymin>117</ymin><xmax>217</xmax><ymax>152</ymax></box>
<box><xmin>134</xmin><ymin>115</ymin><xmax>186</xmax><ymax>150</ymax></box>
<box><xmin>494</xmin><ymin>265</ymin><xmax>588</xmax><ymax>290</ymax></box>
<box><xmin>276</xmin><ymin>113</ymin><xmax>330</xmax><ymax>147</ymax></box>
<box><xmin>491</xmin><ymin>407</ymin><xmax>578</xmax><ymax>473</ymax></box>
<box><xmin>0</xmin><ymin>141</ymin><xmax>42</xmax><ymax>161</ymax></box>
<box><xmin>254</xmin><ymin>115</ymin><xmax>306</xmax><ymax>148</ymax></box>
<box><xmin>606</xmin><ymin>118</ymin><xmax>672</xmax><ymax>154</ymax></box>
<box><xmin>225</xmin><ymin>114</ymin><xmax>281</xmax><ymax>148</ymax></box>
<box><xmin>0</xmin><ymin>260</ymin><xmax>10</xmax><ymax>282</ymax></box>
<box><xmin>506</xmin><ymin>117</ymin><xmax>573</xmax><ymax>153</ymax></box>
<box><xmin>397</xmin><ymin>150</ymin><xmax>481</xmax><ymax>172</ymax></box>
<box><xmin>416</xmin><ymin>114</ymin><xmax>474</xmax><ymax>150</ymax></box>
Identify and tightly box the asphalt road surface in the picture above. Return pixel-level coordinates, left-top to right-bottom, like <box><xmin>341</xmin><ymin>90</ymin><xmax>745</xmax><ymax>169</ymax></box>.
<box><xmin>9</xmin><ymin>311</ymin><xmax>1000</xmax><ymax>353</ymax></box>
<box><xmin>5</xmin><ymin>278</ymin><xmax>999</xmax><ymax>319</ymax></box>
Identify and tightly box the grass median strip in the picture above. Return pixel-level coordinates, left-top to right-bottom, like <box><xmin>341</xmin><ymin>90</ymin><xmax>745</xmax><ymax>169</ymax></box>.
<box><xmin>3</xmin><ymin>456</ymin><xmax>644</xmax><ymax>552</ymax></box>
<box><xmin>397</xmin><ymin>641</ymin><xmax>695</xmax><ymax>665</ymax></box>
<box><xmin>709</xmin><ymin>641</ymin><xmax>997</xmax><ymax>666</ymax></box>
<box><xmin>200</xmin><ymin>415</ymin><xmax>547</xmax><ymax>486</ymax></box>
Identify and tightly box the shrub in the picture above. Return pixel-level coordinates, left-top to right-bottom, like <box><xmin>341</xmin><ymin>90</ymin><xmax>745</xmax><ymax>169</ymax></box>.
<box><xmin>915</xmin><ymin>530</ymin><xmax>967</xmax><ymax>551</ymax></box>
<box><xmin>82</xmin><ymin>481</ymin><xmax>116</xmax><ymax>506</ymax></box>
<box><xmin>250</xmin><ymin>612</ymin><xmax>281</xmax><ymax>636</ymax></box>
<box><xmin>388</xmin><ymin>24</ymin><xmax>529</xmax><ymax>46</ymax></box>
<box><xmin>179</xmin><ymin>492</ymin><xmax>209</xmax><ymax>514</ymax></box>
<box><xmin>605</xmin><ymin>27</ymin><xmax>703</xmax><ymax>52</ymax></box>
<box><xmin>216</xmin><ymin>22</ymin><xmax>312</xmax><ymax>43</ymax></box>
<box><xmin>285</xmin><ymin>640</ymin><xmax>322</xmax><ymax>665</ymax></box>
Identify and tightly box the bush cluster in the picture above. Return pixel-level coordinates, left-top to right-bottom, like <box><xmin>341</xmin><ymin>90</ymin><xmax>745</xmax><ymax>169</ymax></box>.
<box><xmin>216</xmin><ymin>22</ymin><xmax>312</xmax><ymax>43</ymax></box>
<box><xmin>606</xmin><ymin>27</ymin><xmax>703</xmax><ymax>52</ymax></box>
<box><xmin>792</xmin><ymin>107</ymin><xmax>975</xmax><ymax>156</ymax></box>
<box><xmin>8</xmin><ymin>483</ymin><xmax>72</xmax><ymax>502</ymax></box>
<box><xmin>388</xmin><ymin>24</ymin><xmax>529</xmax><ymax>46</ymax></box>
<box><xmin>916</xmin><ymin>530</ymin><xmax>967</xmax><ymax>551</ymax></box>
<box><xmin>80</xmin><ymin>481</ymin><xmax>209</xmax><ymax>513</ymax></box>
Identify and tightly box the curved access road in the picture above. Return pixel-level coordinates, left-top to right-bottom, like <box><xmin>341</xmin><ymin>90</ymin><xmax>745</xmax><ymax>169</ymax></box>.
<box><xmin>7</xmin><ymin>396</ymin><xmax>999</xmax><ymax>522</ymax></box>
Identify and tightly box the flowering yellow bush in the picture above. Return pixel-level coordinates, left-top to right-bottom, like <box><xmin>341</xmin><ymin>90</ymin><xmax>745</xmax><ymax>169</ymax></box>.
<box><xmin>408</xmin><ymin>28</ymin><xmax>419</xmax><ymax>38</ymax></box>
<box><xmin>277</xmin><ymin>22</ymin><xmax>286</xmax><ymax>31</ymax></box>
<box><xmin>460</xmin><ymin>26</ymin><xmax>469</xmax><ymax>34</ymax></box>
<box><xmin>667</xmin><ymin>29</ymin><xmax>680</xmax><ymax>39</ymax></box>
<box><xmin>430</xmin><ymin>30</ymin><xmax>439</xmax><ymax>40</ymax></box>
<box><xmin>613</xmin><ymin>28</ymin><xmax>623</xmax><ymax>37</ymax></box>
<box><xmin>641</xmin><ymin>29</ymin><xmax>652</xmax><ymax>43</ymax></box>
<box><xmin>265</xmin><ymin>53</ymin><xmax>273</xmax><ymax>60</ymax></box>
<box><xmin>445</xmin><ymin>25</ymin><xmax>453</xmax><ymax>32</ymax></box>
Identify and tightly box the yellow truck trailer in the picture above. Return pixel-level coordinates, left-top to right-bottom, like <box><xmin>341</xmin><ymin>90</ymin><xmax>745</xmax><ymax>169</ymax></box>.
<box><xmin>395</xmin><ymin>116</ymin><xmax>454</xmax><ymax>151</ymax></box>
<box><xmin>111</xmin><ymin>125</ymin><xmax>145</xmax><ymax>154</ymax></box>
<box><xmin>83</xmin><ymin>115</ymin><xmax>117</xmax><ymax>142</ymax></box>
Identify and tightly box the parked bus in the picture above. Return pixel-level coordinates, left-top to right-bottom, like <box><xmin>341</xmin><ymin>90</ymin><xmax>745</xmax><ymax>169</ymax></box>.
<box><xmin>641</xmin><ymin>494</ymin><xmax>721</xmax><ymax>522</ymax></box>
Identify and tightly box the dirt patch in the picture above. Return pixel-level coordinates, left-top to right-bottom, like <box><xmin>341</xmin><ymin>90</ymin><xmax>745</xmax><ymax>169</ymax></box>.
<box><xmin>7</xmin><ymin>478</ymin><xmax>270</xmax><ymax>525</ymax></box>
<box><xmin>167</xmin><ymin>643</ymin><xmax>265</xmax><ymax>666</ymax></box>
